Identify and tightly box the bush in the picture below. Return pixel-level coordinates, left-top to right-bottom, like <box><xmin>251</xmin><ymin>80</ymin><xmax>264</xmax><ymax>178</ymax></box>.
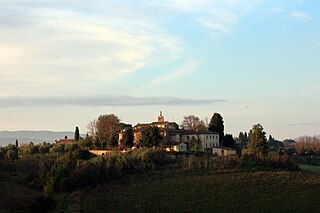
<box><xmin>42</xmin><ymin>148</ymin><xmax>169</xmax><ymax>193</ymax></box>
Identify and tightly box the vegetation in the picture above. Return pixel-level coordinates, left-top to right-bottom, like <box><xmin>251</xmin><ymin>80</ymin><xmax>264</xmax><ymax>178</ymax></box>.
<box><xmin>80</xmin><ymin>171</ymin><xmax>320</xmax><ymax>213</ymax></box>
<box><xmin>88</xmin><ymin>114</ymin><xmax>120</xmax><ymax>148</ymax></box>
<box><xmin>295</xmin><ymin>136</ymin><xmax>320</xmax><ymax>156</ymax></box>
<box><xmin>74</xmin><ymin>126</ymin><xmax>80</xmax><ymax>142</ymax></box>
<box><xmin>222</xmin><ymin>134</ymin><xmax>235</xmax><ymax>148</ymax></box>
<box><xmin>243</xmin><ymin>124</ymin><xmax>268</xmax><ymax>160</ymax></box>
<box><xmin>139</xmin><ymin>126</ymin><xmax>162</xmax><ymax>148</ymax></box>
<box><xmin>120</xmin><ymin>127</ymin><xmax>134</xmax><ymax>148</ymax></box>
<box><xmin>182</xmin><ymin>115</ymin><xmax>206</xmax><ymax>131</ymax></box>
<box><xmin>188</xmin><ymin>138</ymin><xmax>202</xmax><ymax>153</ymax></box>
<box><xmin>1</xmin><ymin>112</ymin><xmax>320</xmax><ymax>212</ymax></box>
<box><xmin>208</xmin><ymin>113</ymin><xmax>224</xmax><ymax>143</ymax></box>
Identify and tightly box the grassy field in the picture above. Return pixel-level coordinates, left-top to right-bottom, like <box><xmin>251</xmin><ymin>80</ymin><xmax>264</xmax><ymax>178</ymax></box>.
<box><xmin>299</xmin><ymin>164</ymin><xmax>320</xmax><ymax>173</ymax></box>
<box><xmin>79</xmin><ymin>170</ymin><xmax>320</xmax><ymax>213</ymax></box>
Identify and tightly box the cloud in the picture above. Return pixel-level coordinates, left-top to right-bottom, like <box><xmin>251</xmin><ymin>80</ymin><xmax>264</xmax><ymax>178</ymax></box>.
<box><xmin>151</xmin><ymin>0</ymin><xmax>263</xmax><ymax>33</ymax></box>
<box><xmin>288</xmin><ymin>123</ymin><xmax>319</xmax><ymax>126</ymax></box>
<box><xmin>145</xmin><ymin>61</ymin><xmax>197</xmax><ymax>87</ymax></box>
<box><xmin>0</xmin><ymin>3</ymin><xmax>182</xmax><ymax>96</ymax></box>
<box><xmin>290</xmin><ymin>11</ymin><xmax>310</xmax><ymax>20</ymax></box>
<box><xmin>0</xmin><ymin>95</ymin><xmax>227</xmax><ymax>107</ymax></box>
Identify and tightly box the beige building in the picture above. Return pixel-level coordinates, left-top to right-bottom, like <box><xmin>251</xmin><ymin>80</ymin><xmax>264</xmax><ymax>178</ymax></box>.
<box><xmin>212</xmin><ymin>147</ymin><xmax>237</xmax><ymax>156</ymax></box>
<box><xmin>132</xmin><ymin>112</ymin><xmax>219</xmax><ymax>152</ymax></box>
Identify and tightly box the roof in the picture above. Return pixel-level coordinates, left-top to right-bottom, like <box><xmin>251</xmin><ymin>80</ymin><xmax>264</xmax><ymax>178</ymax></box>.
<box><xmin>56</xmin><ymin>139</ymin><xmax>75</xmax><ymax>144</ymax></box>
<box><xmin>151</xmin><ymin>121</ymin><xmax>178</xmax><ymax>125</ymax></box>
<box><xmin>183</xmin><ymin>130</ymin><xmax>219</xmax><ymax>135</ymax></box>
<box><xmin>213</xmin><ymin>147</ymin><xmax>236</xmax><ymax>151</ymax></box>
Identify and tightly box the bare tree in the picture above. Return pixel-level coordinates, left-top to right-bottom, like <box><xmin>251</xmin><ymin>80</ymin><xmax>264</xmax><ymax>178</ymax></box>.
<box><xmin>87</xmin><ymin>119</ymin><xmax>97</xmax><ymax>137</ymax></box>
<box><xmin>182</xmin><ymin>115</ymin><xmax>207</xmax><ymax>131</ymax></box>
<box><xmin>87</xmin><ymin>114</ymin><xmax>120</xmax><ymax>148</ymax></box>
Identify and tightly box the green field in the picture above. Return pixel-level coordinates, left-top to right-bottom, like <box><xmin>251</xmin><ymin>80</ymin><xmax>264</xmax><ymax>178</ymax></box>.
<box><xmin>79</xmin><ymin>171</ymin><xmax>320</xmax><ymax>213</ymax></box>
<box><xmin>2</xmin><ymin>169</ymin><xmax>320</xmax><ymax>212</ymax></box>
<box><xmin>299</xmin><ymin>164</ymin><xmax>320</xmax><ymax>173</ymax></box>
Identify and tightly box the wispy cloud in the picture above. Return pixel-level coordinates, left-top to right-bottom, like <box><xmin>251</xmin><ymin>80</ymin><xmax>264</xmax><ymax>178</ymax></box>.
<box><xmin>152</xmin><ymin>0</ymin><xmax>263</xmax><ymax>33</ymax></box>
<box><xmin>0</xmin><ymin>3</ymin><xmax>182</xmax><ymax>96</ymax></box>
<box><xmin>145</xmin><ymin>61</ymin><xmax>197</xmax><ymax>87</ymax></box>
<box><xmin>291</xmin><ymin>11</ymin><xmax>310</xmax><ymax>20</ymax></box>
<box><xmin>0</xmin><ymin>95</ymin><xmax>227</xmax><ymax>107</ymax></box>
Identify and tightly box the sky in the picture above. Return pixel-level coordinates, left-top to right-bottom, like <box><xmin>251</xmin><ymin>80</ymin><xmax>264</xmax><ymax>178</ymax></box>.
<box><xmin>0</xmin><ymin>0</ymin><xmax>319</xmax><ymax>140</ymax></box>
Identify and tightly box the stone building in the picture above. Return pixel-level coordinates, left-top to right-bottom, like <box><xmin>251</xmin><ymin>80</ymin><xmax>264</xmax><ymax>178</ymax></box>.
<box><xmin>132</xmin><ymin>112</ymin><xmax>219</xmax><ymax>152</ymax></box>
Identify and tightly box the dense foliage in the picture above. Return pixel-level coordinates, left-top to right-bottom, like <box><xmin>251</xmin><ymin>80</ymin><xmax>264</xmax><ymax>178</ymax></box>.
<box><xmin>139</xmin><ymin>126</ymin><xmax>162</xmax><ymax>148</ymax></box>
<box><xmin>208</xmin><ymin>113</ymin><xmax>224</xmax><ymax>143</ymax></box>
<box><xmin>74</xmin><ymin>126</ymin><xmax>80</xmax><ymax>142</ymax></box>
<box><xmin>222</xmin><ymin>134</ymin><xmax>235</xmax><ymax>148</ymax></box>
<box><xmin>244</xmin><ymin>124</ymin><xmax>268</xmax><ymax>160</ymax></box>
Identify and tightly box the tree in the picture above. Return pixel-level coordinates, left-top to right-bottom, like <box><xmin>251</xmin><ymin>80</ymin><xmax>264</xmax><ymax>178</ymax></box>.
<box><xmin>6</xmin><ymin>149</ymin><xmax>18</xmax><ymax>162</ymax></box>
<box><xmin>139</xmin><ymin>126</ymin><xmax>162</xmax><ymax>148</ymax></box>
<box><xmin>188</xmin><ymin>137</ymin><xmax>202</xmax><ymax>153</ymax></box>
<box><xmin>244</xmin><ymin>124</ymin><xmax>268</xmax><ymax>160</ymax></box>
<box><xmin>75</xmin><ymin>126</ymin><xmax>80</xmax><ymax>142</ymax></box>
<box><xmin>6</xmin><ymin>144</ymin><xmax>18</xmax><ymax>161</ymax></box>
<box><xmin>222</xmin><ymin>134</ymin><xmax>235</xmax><ymax>148</ymax></box>
<box><xmin>88</xmin><ymin>114</ymin><xmax>120</xmax><ymax>148</ymax></box>
<box><xmin>267</xmin><ymin>135</ymin><xmax>283</xmax><ymax>151</ymax></box>
<box><xmin>295</xmin><ymin>137</ymin><xmax>320</xmax><ymax>156</ymax></box>
<box><xmin>80</xmin><ymin>134</ymin><xmax>93</xmax><ymax>148</ymax></box>
<box><xmin>182</xmin><ymin>115</ymin><xmax>206</xmax><ymax>131</ymax></box>
<box><xmin>208</xmin><ymin>113</ymin><xmax>224</xmax><ymax>143</ymax></box>
<box><xmin>121</xmin><ymin>128</ymin><xmax>134</xmax><ymax>148</ymax></box>
<box><xmin>238</xmin><ymin>132</ymin><xmax>248</xmax><ymax>144</ymax></box>
<box><xmin>15</xmin><ymin>139</ymin><xmax>19</xmax><ymax>147</ymax></box>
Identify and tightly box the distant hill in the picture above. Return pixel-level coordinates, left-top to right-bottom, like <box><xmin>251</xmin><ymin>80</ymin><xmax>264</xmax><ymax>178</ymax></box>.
<box><xmin>0</xmin><ymin>131</ymin><xmax>84</xmax><ymax>146</ymax></box>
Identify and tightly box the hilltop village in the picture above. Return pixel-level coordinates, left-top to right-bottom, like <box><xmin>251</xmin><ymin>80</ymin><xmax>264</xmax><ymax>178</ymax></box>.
<box><xmin>1</xmin><ymin>112</ymin><xmax>320</xmax><ymax>212</ymax></box>
<box><xmin>56</xmin><ymin>112</ymin><xmax>234</xmax><ymax>156</ymax></box>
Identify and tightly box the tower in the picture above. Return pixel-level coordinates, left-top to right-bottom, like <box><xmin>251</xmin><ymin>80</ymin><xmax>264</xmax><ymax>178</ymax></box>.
<box><xmin>158</xmin><ymin>111</ymin><xmax>165</xmax><ymax>123</ymax></box>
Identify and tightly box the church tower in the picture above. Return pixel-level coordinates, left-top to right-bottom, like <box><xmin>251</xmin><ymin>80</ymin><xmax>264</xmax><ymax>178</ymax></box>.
<box><xmin>158</xmin><ymin>111</ymin><xmax>165</xmax><ymax>123</ymax></box>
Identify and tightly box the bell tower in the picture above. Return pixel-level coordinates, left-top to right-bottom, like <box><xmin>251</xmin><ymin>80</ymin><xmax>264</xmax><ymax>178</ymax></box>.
<box><xmin>158</xmin><ymin>111</ymin><xmax>165</xmax><ymax>123</ymax></box>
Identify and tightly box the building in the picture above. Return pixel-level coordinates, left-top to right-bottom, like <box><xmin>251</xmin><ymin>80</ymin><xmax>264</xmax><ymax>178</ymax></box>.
<box><xmin>165</xmin><ymin>142</ymin><xmax>187</xmax><ymax>152</ymax></box>
<box><xmin>212</xmin><ymin>147</ymin><xmax>237</xmax><ymax>156</ymax></box>
<box><xmin>132</xmin><ymin>112</ymin><xmax>219</xmax><ymax>152</ymax></box>
<box><xmin>55</xmin><ymin>136</ymin><xmax>75</xmax><ymax>144</ymax></box>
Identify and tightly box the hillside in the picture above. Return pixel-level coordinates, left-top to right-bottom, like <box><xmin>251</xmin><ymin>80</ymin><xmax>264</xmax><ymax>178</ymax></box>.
<box><xmin>80</xmin><ymin>171</ymin><xmax>320</xmax><ymax>213</ymax></box>
<box><xmin>0</xmin><ymin>131</ymin><xmax>83</xmax><ymax>146</ymax></box>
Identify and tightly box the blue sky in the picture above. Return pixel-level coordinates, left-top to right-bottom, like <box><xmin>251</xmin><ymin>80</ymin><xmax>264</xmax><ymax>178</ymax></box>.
<box><xmin>0</xmin><ymin>0</ymin><xmax>319</xmax><ymax>140</ymax></box>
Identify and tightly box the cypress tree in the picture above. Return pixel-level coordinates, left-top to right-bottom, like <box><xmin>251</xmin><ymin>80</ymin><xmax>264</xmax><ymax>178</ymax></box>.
<box><xmin>75</xmin><ymin>126</ymin><xmax>80</xmax><ymax>142</ymax></box>
<box><xmin>208</xmin><ymin>113</ymin><xmax>224</xmax><ymax>144</ymax></box>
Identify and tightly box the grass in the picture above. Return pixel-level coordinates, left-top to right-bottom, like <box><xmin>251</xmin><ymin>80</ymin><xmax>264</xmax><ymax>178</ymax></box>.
<box><xmin>79</xmin><ymin>170</ymin><xmax>320</xmax><ymax>213</ymax></box>
<box><xmin>299</xmin><ymin>164</ymin><xmax>320</xmax><ymax>173</ymax></box>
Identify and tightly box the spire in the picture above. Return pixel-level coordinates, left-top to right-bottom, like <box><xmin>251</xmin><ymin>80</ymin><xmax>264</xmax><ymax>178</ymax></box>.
<box><xmin>158</xmin><ymin>111</ymin><xmax>164</xmax><ymax>123</ymax></box>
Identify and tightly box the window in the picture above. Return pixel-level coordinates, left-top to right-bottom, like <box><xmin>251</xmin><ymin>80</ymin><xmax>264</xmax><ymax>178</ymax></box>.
<box><xmin>206</xmin><ymin>135</ymin><xmax>208</xmax><ymax>139</ymax></box>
